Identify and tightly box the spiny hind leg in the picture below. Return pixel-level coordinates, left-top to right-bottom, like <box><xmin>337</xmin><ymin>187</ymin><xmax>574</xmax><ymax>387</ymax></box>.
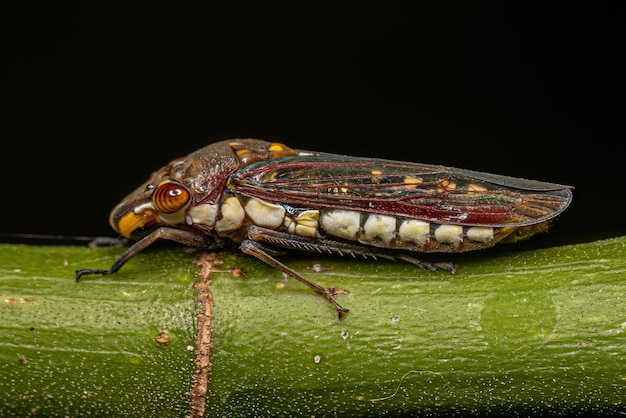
<box><xmin>241</xmin><ymin>226</ymin><xmax>456</xmax><ymax>317</ymax></box>
<box><xmin>395</xmin><ymin>254</ymin><xmax>456</xmax><ymax>274</ymax></box>
<box><xmin>239</xmin><ymin>239</ymin><xmax>349</xmax><ymax>318</ymax></box>
<box><xmin>246</xmin><ymin>225</ymin><xmax>456</xmax><ymax>272</ymax></box>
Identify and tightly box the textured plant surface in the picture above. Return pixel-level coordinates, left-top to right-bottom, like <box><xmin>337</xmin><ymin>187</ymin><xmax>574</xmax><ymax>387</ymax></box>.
<box><xmin>0</xmin><ymin>237</ymin><xmax>624</xmax><ymax>417</ymax></box>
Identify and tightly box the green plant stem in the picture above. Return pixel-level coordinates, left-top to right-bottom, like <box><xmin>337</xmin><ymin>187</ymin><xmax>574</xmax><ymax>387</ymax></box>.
<box><xmin>0</xmin><ymin>237</ymin><xmax>624</xmax><ymax>417</ymax></box>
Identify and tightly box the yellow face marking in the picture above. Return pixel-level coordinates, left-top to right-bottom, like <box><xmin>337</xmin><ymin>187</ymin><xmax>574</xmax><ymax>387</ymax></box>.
<box><xmin>320</xmin><ymin>210</ymin><xmax>361</xmax><ymax>240</ymax></box>
<box><xmin>117</xmin><ymin>210</ymin><xmax>157</xmax><ymax>239</ymax></box>
<box><xmin>245</xmin><ymin>198</ymin><xmax>285</xmax><ymax>229</ymax></box>
<box><xmin>214</xmin><ymin>197</ymin><xmax>244</xmax><ymax>232</ymax></box>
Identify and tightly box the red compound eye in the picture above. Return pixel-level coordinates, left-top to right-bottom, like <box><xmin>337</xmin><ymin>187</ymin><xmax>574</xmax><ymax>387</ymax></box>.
<box><xmin>151</xmin><ymin>181</ymin><xmax>190</xmax><ymax>214</ymax></box>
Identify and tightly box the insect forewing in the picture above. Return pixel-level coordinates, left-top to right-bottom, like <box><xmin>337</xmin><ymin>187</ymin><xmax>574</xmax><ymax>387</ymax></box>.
<box><xmin>230</xmin><ymin>152</ymin><xmax>573</xmax><ymax>228</ymax></box>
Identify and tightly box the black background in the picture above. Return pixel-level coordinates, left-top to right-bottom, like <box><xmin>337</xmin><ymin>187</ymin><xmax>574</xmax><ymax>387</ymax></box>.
<box><xmin>3</xmin><ymin>3</ymin><xmax>625</xmax><ymax>249</ymax></box>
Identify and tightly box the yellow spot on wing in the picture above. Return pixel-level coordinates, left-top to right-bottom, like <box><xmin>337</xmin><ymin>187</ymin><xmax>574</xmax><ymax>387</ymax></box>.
<box><xmin>437</xmin><ymin>179</ymin><xmax>457</xmax><ymax>193</ymax></box>
<box><xmin>402</xmin><ymin>176</ymin><xmax>423</xmax><ymax>189</ymax></box>
<box><xmin>467</xmin><ymin>183</ymin><xmax>488</xmax><ymax>193</ymax></box>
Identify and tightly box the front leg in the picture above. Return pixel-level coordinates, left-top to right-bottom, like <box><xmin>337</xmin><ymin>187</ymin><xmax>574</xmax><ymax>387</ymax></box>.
<box><xmin>76</xmin><ymin>227</ymin><xmax>223</xmax><ymax>281</ymax></box>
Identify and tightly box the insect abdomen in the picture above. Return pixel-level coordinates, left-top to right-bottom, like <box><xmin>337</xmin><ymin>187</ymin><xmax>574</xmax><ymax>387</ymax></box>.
<box><xmin>319</xmin><ymin>209</ymin><xmax>505</xmax><ymax>252</ymax></box>
<box><xmin>214</xmin><ymin>194</ymin><xmax>543</xmax><ymax>253</ymax></box>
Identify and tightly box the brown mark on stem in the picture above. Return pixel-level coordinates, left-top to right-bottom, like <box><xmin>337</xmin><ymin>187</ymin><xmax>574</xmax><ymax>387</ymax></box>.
<box><xmin>189</xmin><ymin>252</ymin><xmax>220</xmax><ymax>418</ymax></box>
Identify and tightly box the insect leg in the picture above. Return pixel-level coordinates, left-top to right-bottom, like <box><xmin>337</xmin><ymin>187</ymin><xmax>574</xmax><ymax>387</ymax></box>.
<box><xmin>75</xmin><ymin>227</ymin><xmax>223</xmax><ymax>281</ymax></box>
<box><xmin>239</xmin><ymin>240</ymin><xmax>350</xmax><ymax>319</ymax></box>
<box><xmin>247</xmin><ymin>225</ymin><xmax>456</xmax><ymax>272</ymax></box>
<box><xmin>394</xmin><ymin>254</ymin><xmax>457</xmax><ymax>274</ymax></box>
